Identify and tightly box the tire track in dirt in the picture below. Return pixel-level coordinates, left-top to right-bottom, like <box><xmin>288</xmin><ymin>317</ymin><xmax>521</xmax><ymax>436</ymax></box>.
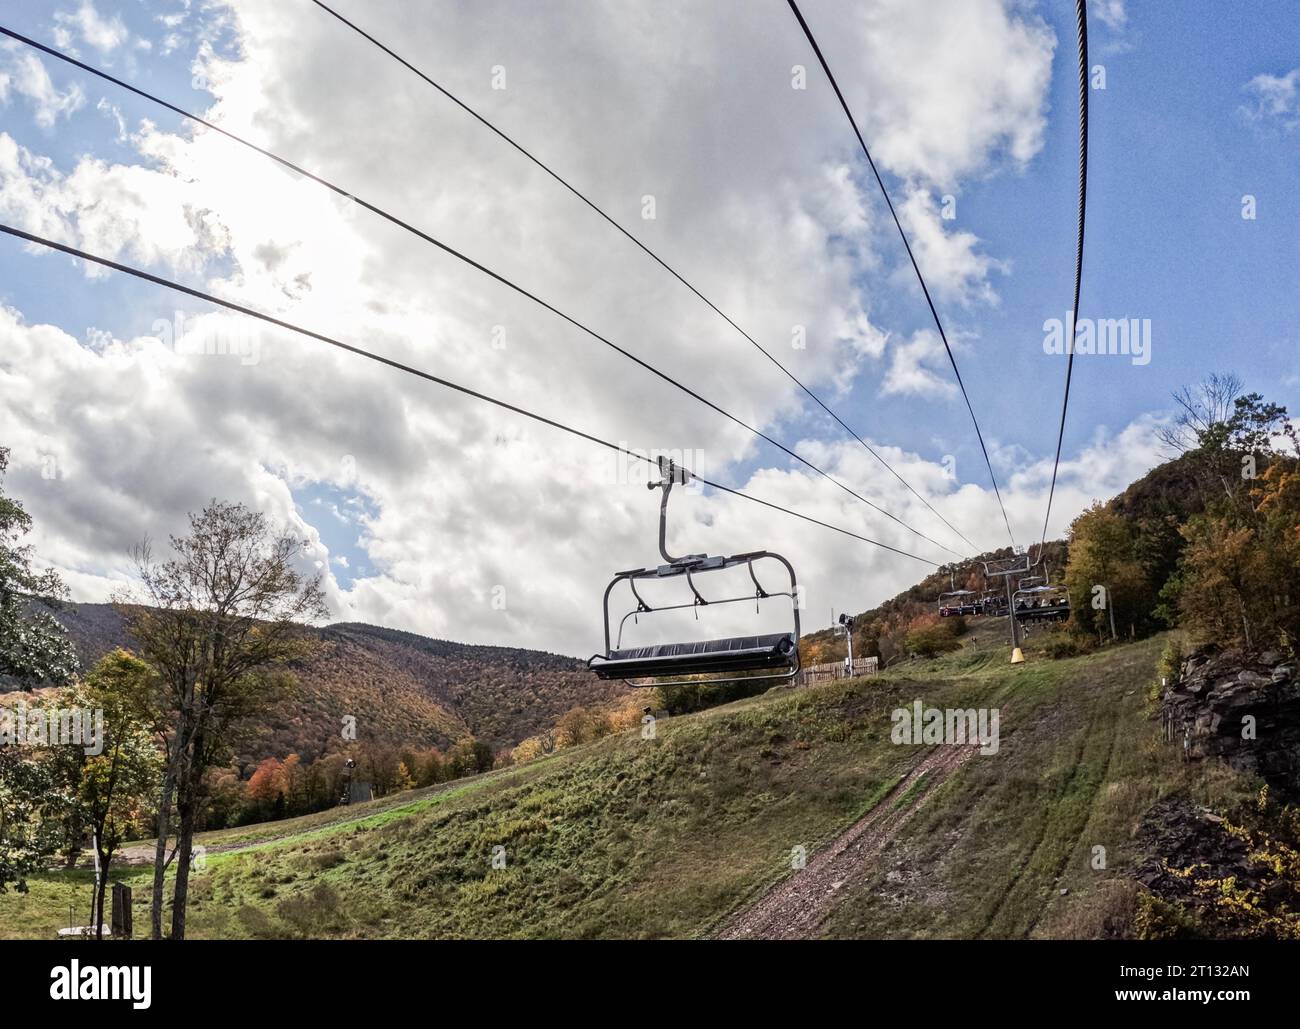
<box><xmin>716</xmin><ymin>743</ymin><xmax>981</xmax><ymax>940</ymax></box>
<box><xmin>975</xmin><ymin>701</ymin><xmax>1117</xmax><ymax>939</ymax></box>
<box><xmin>974</xmin><ymin>710</ymin><xmax>1093</xmax><ymax>938</ymax></box>
<box><xmin>1023</xmin><ymin>699</ymin><xmax>1121</xmax><ymax>938</ymax></box>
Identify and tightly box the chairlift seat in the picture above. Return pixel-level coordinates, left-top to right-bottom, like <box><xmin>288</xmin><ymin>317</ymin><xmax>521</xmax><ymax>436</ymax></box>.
<box><xmin>590</xmin><ymin>632</ymin><xmax>795</xmax><ymax>681</ymax></box>
<box><xmin>591</xmin><ymin>457</ymin><xmax>801</xmax><ymax>687</ymax></box>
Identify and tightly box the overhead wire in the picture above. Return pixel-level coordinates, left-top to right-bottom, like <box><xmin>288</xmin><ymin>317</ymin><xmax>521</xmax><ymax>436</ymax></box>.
<box><xmin>1037</xmin><ymin>0</ymin><xmax>1090</xmax><ymax>559</ymax></box>
<box><xmin>0</xmin><ymin>23</ymin><xmax>963</xmax><ymax>562</ymax></box>
<box><xmin>785</xmin><ymin>0</ymin><xmax>1019</xmax><ymax>551</ymax></box>
<box><xmin>0</xmin><ymin>223</ymin><xmax>941</xmax><ymax>568</ymax></box>
<box><xmin>308</xmin><ymin>0</ymin><xmax>978</xmax><ymax>555</ymax></box>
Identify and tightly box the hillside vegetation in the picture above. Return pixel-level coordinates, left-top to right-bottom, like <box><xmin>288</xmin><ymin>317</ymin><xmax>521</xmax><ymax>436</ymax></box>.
<box><xmin>4</xmin><ymin>376</ymin><xmax>1298</xmax><ymax>939</ymax></box>
<box><xmin>4</xmin><ymin>620</ymin><xmax>1268</xmax><ymax>940</ymax></box>
<box><xmin>11</xmin><ymin>603</ymin><xmax>625</xmax><ymax>764</ymax></box>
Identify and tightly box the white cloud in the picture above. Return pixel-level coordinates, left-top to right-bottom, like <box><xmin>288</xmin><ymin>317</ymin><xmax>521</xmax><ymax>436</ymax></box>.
<box><xmin>898</xmin><ymin>188</ymin><xmax>1007</xmax><ymax>305</ymax></box>
<box><xmin>0</xmin><ymin>0</ymin><xmax>1071</xmax><ymax>654</ymax></box>
<box><xmin>0</xmin><ymin>51</ymin><xmax>86</xmax><ymax>128</ymax></box>
<box><xmin>1089</xmin><ymin>0</ymin><xmax>1128</xmax><ymax>33</ymax></box>
<box><xmin>54</xmin><ymin>2</ymin><xmax>130</xmax><ymax>55</ymax></box>
<box><xmin>1241</xmin><ymin>69</ymin><xmax>1300</xmax><ymax>130</ymax></box>
<box><xmin>882</xmin><ymin>329</ymin><xmax>958</xmax><ymax>399</ymax></box>
<box><xmin>832</xmin><ymin>0</ymin><xmax>1056</xmax><ymax>186</ymax></box>
<box><xmin>0</xmin><ymin>132</ymin><xmax>226</xmax><ymax>274</ymax></box>
<box><xmin>95</xmin><ymin>97</ymin><xmax>127</xmax><ymax>140</ymax></box>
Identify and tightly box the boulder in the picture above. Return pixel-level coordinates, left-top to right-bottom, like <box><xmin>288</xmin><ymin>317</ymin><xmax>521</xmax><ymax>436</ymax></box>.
<box><xmin>1162</xmin><ymin>644</ymin><xmax>1300</xmax><ymax>799</ymax></box>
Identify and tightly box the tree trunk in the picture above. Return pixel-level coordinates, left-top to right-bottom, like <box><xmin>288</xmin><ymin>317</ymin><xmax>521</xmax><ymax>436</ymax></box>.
<box><xmin>150</xmin><ymin>765</ymin><xmax>176</xmax><ymax>940</ymax></box>
<box><xmin>169</xmin><ymin>795</ymin><xmax>198</xmax><ymax>941</ymax></box>
<box><xmin>169</xmin><ymin>719</ymin><xmax>206</xmax><ymax>942</ymax></box>
<box><xmin>94</xmin><ymin>856</ymin><xmax>108</xmax><ymax>941</ymax></box>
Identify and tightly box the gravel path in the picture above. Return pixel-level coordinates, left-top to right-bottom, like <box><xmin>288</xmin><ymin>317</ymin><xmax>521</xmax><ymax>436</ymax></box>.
<box><xmin>717</xmin><ymin>744</ymin><xmax>980</xmax><ymax>939</ymax></box>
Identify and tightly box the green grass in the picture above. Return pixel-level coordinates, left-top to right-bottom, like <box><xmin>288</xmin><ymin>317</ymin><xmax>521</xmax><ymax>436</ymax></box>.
<box><xmin>821</xmin><ymin>632</ymin><xmax>1260</xmax><ymax>939</ymax></box>
<box><xmin>0</xmin><ymin>623</ymin><xmax>1256</xmax><ymax>939</ymax></box>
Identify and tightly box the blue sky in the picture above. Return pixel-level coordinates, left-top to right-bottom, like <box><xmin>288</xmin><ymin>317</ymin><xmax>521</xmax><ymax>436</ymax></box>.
<box><xmin>764</xmin><ymin>0</ymin><xmax>1300</xmax><ymax>504</ymax></box>
<box><xmin>1</xmin><ymin>0</ymin><xmax>1298</xmax><ymax>653</ymax></box>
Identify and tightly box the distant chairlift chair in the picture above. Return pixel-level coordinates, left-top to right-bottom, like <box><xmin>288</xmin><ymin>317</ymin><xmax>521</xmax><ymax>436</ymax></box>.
<box><xmin>938</xmin><ymin>590</ymin><xmax>977</xmax><ymax>618</ymax></box>
<box><xmin>588</xmin><ymin>457</ymin><xmax>801</xmax><ymax>687</ymax></box>
<box><xmin>1010</xmin><ymin>584</ymin><xmax>1071</xmax><ymax>631</ymax></box>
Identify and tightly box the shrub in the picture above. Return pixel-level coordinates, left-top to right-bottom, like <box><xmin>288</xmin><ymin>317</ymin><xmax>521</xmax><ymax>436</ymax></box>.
<box><xmin>236</xmin><ymin>904</ymin><xmax>276</xmax><ymax>939</ymax></box>
<box><xmin>1038</xmin><ymin>629</ymin><xmax>1083</xmax><ymax>660</ymax></box>
<box><xmin>1158</xmin><ymin>638</ymin><xmax>1183</xmax><ymax>689</ymax></box>
<box><xmin>905</xmin><ymin>622</ymin><xmax>963</xmax><ymax>659</ymax></box>
<box><xmin>310</xmin><ymin>848</ymin><xmax>346</xmax><ymax>871</ymax></box>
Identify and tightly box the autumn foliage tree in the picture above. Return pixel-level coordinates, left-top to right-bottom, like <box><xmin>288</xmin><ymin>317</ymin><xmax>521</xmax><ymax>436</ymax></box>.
<box><xmin>1178</xmin><ymin>463</ymin><xmax>1300</xmax><ymax>653</ymax></box>
<box><xmin>0</xmin><ymin>446</ymin><xmax>79</xmax><ymax>894</ymax></box>
<box><xmin>1064</xmin><ymin>503</ymin><xmax>1158</xmax><ymax>640</ymax></box>
<box><xmin>121</xmin><ymin>500</ymin><xmax>326</xmax><ymax>940</ymax></box>
<box><xmin>71</xmin><ymin>651</ymin><xmax>160</xmax><ymax>939</ymax></box>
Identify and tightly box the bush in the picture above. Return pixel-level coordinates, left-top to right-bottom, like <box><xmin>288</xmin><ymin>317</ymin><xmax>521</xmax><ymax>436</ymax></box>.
<box><xmin>905</xmin><ymin>618</ymin><xmax>963</xmax><ymax>659</ymax></box>
<box><xmin>1038</xmin><ymin>629</ymin><xmax>1083</xmax><ymax>660</ymax></box>
<box><xmin>1132</xmin><ymin>891</ymin><xmax>1197</xmax><ymax>940</ymax></box>
<box><xmin>310</xmin><ymin>848</ymin><xmax>346</xmax><ymax>871</ymax></box>
<box><xmin>236</xmin><ymin>904</ymin><xmax>276</xmax><ymax>939</ymax></box>
<box><xmin>1158</xmin><ymin>638</ymin><xmax>1183</xmax><ymax>689</ymax></box>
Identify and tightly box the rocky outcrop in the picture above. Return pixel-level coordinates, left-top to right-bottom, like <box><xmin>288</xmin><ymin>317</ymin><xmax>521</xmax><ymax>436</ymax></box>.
<box><xmin>1160</xmin><ymin>646</ymin><xmax>1300</xmax><ymax>798</ymax></box>
<box><xmin>1134</xmin><ymin>795</ymin><xmax>1257</xmax><ymax>903</ymax></box>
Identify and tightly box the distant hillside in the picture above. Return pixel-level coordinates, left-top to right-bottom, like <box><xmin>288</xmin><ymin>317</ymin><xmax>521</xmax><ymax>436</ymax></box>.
<box><xmin>318</xmin><ymin>622</ymin><xmax>626</xmax><ymax>749</ymax></box>
<box><xmin>800</xmin><ymin>539</ymin><xmax>1069</xmax><ymax>666</ymax></box>
<box><xmin>10</xmin><ymin>603</ymin><xmax>627</xmax><ymax>767</ymax></box>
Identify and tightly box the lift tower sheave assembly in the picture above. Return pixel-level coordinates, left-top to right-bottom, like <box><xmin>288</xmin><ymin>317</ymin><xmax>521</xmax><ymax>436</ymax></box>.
<box><xmin>980</xmin><ymin>552</ymin><xmax>1033</xmax><ymax>664</ymax></box>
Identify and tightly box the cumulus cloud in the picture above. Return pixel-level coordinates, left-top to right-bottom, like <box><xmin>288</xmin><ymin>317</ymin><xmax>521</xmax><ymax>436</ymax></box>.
<box><xmin>828</xmin><ymin>0</ymin><xmax>1056</xmax><ymax>186</ymax></box>
<box><xmin>0</xmin><ymin>0</ymin><xmax>1080</xmax><ymax>654</ymax></box>
<box><xmin>0</xmin><ymin>132</ymin><xmax>227</xmax><ymax>275</ymax></box>
<box><xmin>1241</xmin><ymin>69</ymin><xmax>1300</xmax><ymax>130</ymax></box>
<box><xmin>54</xmin><ymin>2</ymin><xmax>130</xmax><ymax>55</ymax></box>
<box><xmin>0</xmin><ymin>51</ymin><xmax>86</xmax><ymax>128</ymax></box>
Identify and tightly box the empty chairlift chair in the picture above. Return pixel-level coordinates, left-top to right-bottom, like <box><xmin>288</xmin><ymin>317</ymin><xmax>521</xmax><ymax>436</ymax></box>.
<box><xmin>588</xmin><ymin>457</ymin><xmax>801</xmax><ymax>686</ymax></box>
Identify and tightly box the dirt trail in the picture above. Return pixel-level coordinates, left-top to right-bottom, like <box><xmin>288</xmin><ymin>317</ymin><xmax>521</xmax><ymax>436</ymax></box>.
<box><xmin>717</xmin><ymin>743</ymin><xmax>981</xmax><ymax>939</ymax></box>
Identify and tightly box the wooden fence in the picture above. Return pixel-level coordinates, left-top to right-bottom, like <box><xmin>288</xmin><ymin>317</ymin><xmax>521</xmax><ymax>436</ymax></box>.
<box><xmin>799</xmin><ymin>656</ymin><xmax>879</xmax><ymax>685</ymax></box>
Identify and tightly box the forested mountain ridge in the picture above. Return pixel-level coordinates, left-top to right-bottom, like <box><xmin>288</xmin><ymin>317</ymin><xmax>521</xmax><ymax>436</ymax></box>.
<box><xmin>7</xmin><ymin>602</ymin><xmax>626</xmax><ymax>764</ymax></box>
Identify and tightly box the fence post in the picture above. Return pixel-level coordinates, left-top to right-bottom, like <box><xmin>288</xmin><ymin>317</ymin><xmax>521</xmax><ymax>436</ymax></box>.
<box><xmin>111</xmin><ymin>882</ymin><xmax>133</xmax><ymax>938</ymax></box>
